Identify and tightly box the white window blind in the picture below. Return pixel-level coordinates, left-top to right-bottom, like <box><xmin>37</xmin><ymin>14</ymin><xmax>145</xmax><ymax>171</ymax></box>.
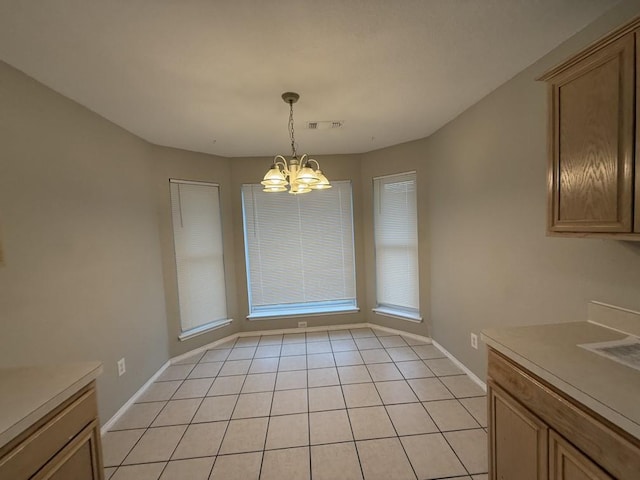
<box><xmin>242</xmin><ymin>180</ymin><xmax>357</xmax><ymax>318</ymax></box>
<box><xmin>170</xmin><ymin>180</ymin><xmax>228</xmax><ymax>334</ymax></box>
<box><xmin>373</xmin><ymin>172</ymin><xmax>420</xmax><ymax>320</ymax></box>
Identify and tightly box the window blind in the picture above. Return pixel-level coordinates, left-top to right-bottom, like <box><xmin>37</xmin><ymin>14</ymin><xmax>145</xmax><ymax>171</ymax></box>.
<box><xmin>170</xmin><ymin>180</ymin><xmax>228</xmax><ymax>333</ymax></box>
<box><xmin>373</xmin><ymin>172</ymin><xmax>420</xmax><ymax>317</ymax></box>
<box><xmin>242</xmin><ymin>180</ymin><xmax>357</xmax><ymax>317</ymax></box>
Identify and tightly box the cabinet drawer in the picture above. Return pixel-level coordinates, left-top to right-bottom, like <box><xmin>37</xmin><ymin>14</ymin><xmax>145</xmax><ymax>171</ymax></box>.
<box><xmin>0</xmin><ymin>387</ymin><xmax>97</xmax><ymax>480</ymax></box>
<box><xmin>32</xmin><ymin>421</ymin><xmax>102</xmax><ymax>480</ymax></box>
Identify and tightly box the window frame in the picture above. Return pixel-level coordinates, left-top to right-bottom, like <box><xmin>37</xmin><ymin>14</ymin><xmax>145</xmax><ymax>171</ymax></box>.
<box><xmin>241</xmin><ymin>180</ymin><xmax>359</xmax><ymax>319</ymax></box>
<box><xmin>170</xmin><ymin>179</ymin><xmax>232</xmax><ymax>340</ymax></box>
<box><xmin>372</xmin><ymin>171</ymin><xmax>422</xmax><ymax>323</ymax></box>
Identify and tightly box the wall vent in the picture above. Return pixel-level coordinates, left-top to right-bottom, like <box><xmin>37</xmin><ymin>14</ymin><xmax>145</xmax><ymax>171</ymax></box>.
<box><xmin>306</xmin><ymin>121</ymin><xmax>343</xmax><ymax>130</ymax></box>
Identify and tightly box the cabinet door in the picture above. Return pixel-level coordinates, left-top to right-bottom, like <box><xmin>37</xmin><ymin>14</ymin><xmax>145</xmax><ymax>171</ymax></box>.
<box><xmin>489</xmin><ymin>381</ymin><xmax>548</xmax><ymax>480</ymax></box>
<box><xmin>548</xmin><ymin>32</ymin><xmax>634</xmax><ymax>233</ymax></box>
<box><xmin>33</xmin><ymin>422</ymin><xmax>104</xmax><ymax>480</ymax></box>
<box><xmin>636</xmin><ymin>31</ymin><xmax>640</xmax><ymax>234</ymax></box>
<box><xmin>549</xmin><ymin>431</ymin><xmax>613</xmax><ymax>480</ymax></box>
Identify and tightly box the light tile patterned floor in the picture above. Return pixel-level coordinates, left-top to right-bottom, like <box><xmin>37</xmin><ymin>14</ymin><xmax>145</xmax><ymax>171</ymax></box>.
<box><xmin>103</xmin><ymin>328</ymin><xmax>488</xmax><ymax>480</ymax></box>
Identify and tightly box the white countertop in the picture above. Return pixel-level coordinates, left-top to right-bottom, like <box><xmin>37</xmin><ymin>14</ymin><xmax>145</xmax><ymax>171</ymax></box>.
<box><xmin>0</xmin><ymin>361</ymin><xmax>102</xmax><ymax>447</ymax></box>
<box><xmin>482</xmin><ymin>321</ymin><xmax>640</xmax><ymax>440</ymax></box>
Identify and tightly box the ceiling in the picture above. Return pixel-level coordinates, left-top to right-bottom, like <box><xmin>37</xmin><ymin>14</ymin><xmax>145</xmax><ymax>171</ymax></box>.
<box><xmin>0</xmin><ymin>0</ymin><xmax>619</xmax><ymax>157</ymax></box>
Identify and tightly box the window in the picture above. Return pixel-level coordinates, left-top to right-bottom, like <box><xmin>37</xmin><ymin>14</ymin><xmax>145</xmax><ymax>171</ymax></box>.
<box><xmin>373</xmin><ymin>172</ymin><xmax>421</xmax><ymax>321</ymax></box>
<box><xmin>242</xmin><ymin>180</ymin><xmax>357</xmax><ymax>318</ymax></box>
<box><xmin>170</xmin><ymin>180</ymin><xmax>229</xmax><ymax>339</ymax></box>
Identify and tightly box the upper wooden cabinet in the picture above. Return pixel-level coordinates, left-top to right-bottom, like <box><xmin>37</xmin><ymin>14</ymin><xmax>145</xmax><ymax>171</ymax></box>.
<box><xmin>539</xmin><ymin>19</ymin><xmax>640</xmax><ymax>240</ymax></box>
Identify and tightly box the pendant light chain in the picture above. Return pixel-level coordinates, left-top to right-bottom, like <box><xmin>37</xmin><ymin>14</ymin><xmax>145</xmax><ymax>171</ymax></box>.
<box><xmin>288</xmin><ymin>100</ymin><xmax>297</xmax><ymax>158</ymax></box>
<box><xmin>261</xmin><ymin>91</ymin><xmax>332</xmax><ymax>193</ymax></box>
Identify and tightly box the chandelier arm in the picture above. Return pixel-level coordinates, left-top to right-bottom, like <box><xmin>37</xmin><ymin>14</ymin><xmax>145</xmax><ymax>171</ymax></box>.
<box><xmin>306</xmin><ymin>158</ymin><xmax>320</xmax><ymax>169</ymax></box>
<box><xmin>273</xmin><ymin>156</ymin><xmax>289</xmax><ymax>173</ymax></box>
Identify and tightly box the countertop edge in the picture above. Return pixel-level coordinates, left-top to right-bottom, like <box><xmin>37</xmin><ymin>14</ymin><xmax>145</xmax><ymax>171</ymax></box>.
<box><xmin>0</xmin><ymin>362</ymin><xmax>103</xmax><ymax>447</ymax></box>
<box><xmin>481</xmin><ymin>332</ymin><xmax>640</xmax><ymax>441</ymax></box>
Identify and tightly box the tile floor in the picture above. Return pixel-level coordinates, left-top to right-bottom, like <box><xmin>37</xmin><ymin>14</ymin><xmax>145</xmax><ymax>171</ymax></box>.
<box><xmin>102</xmin><ymin>327</ymin><xmax>488</xmax><ymax>480</ymax></box>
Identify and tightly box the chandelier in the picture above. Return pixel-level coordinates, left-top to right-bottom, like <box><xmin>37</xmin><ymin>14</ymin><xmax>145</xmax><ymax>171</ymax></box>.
<box><xmin>261</xmin><ymin>92</ymin><xmax>331</xmax><ymax>194</ymax></box>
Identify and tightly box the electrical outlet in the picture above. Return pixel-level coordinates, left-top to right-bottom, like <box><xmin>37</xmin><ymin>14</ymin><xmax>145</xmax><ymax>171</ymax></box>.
<box><xmin>117</xmin><ymin>358</ymin><xmax>126</xmax><ymax>376</ymax></box>
<box><xmin>470</xmin><ymin>333</ymin><xmax>478</xmax><ymax>350</ymax></box>
<box><xmin>298</xmin><ymin>321</ymin><xmax>307</xmax><ymax>328</ymax></box>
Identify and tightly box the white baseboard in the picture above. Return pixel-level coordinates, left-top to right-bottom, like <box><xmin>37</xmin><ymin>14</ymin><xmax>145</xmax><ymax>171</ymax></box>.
<box><xmin>431</xmin><ymin>339</ymin><xmax>487</xmax><ymax>392</ymax></box>
<box><xmin>237</xmin><ymin>322</ymin><xmax>369</xmax><ymax>338</ymax></box>
<box><xmin>102</xmin><ymin>322</ymin><xmax>485</xmax><ymax>435</ymax></box>
<box><xmin>364</xmin><ymin>322</ymin><xmax>433</xmax><ymax>344</ymax></box>
<box><xmin>170</xmin><ymin>332</ymin><xmax>242</xmax><ymax>365</ymax></box>
<box><xmin>100</xmin><ymin>360</ymin><xmax>170</xmax><ymax>436</ymax></box>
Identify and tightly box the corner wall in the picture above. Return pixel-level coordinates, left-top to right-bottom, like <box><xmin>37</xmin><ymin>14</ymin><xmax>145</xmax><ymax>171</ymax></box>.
<box><xmin>360</xmin><ymin>147</ymin><xmax>431</xmax><ymax>338</ymax></box>
<box><xmin>362</xmin><ymin>0</ymin><xmax>640</xmax><ymax>380</ymax></box>
<box><xmin>0</xmin><ymin>60</ymin><xmax>170</xmax><ymax>422</ymax></box>
<box><xmin>151</xmin><ymin>145</ymin><xmax>240</xmax><ymax>358</ymax></box>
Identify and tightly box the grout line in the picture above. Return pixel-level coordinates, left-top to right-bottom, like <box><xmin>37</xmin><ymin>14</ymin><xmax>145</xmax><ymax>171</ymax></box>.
<box><xmin>306</xmin><ymin>351</ymin><xmax>313</xmax><ymax>480</ymax></box>
<box><xmin>328</xmin><ymin>330</ymin><xmax>367</xmax><ymax>480</ymax></box>
<box><xmin>368</xmin><ymin>368</ymin><xmax>420</xmax><ymax>480</ymax></box>
<box><xmin>108</xmin><ymin>425</ymin><xmax>489</xmax><ymax>466</ymax></box>
<box><xmin>209</xmin><ymin>336</ymin><xmax>257</xmax><ymax>477</ymax></box>
<box><xmin>257</xmin><ymin>334</ymin><xmax>281</xmax><ymax>479</ymax></box>
<box><xmin>107</xmin><ymin>330</ymin><xmax>488</xmax><ymax>478</ymax></box>
<box><xmin>389</xmin><ymin>347</ymin><xmax>477</xmax><ymax>479</ymax></box>
<box><xmin>111</xmin><ymin>368</ymin><xmax>198</xmax><ymax>471</ymax></box>
<box><xmin>457</xmin><ymin>397</ymin><xmax>487</xmax><ymax>428</ymax></box>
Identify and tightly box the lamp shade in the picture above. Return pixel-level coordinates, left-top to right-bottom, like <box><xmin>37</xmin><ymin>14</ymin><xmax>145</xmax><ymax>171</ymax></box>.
<box><xmin>309</xmin><ymin>170</ymin><xmax>332</xmax><ymax>190</ymax></box>
<box><xmin>263</xmin><ymin>185</ymin><xmax>287</xmax><ymax>193</ymax></box>
<box><xmin>296</xmin><ymin>165</ymin><xmax>320</xmax><ymax>185</ymax></box>
<box><xmin>261</xmin><ymin>165</ymin><xmax>287</xmax><ymax>186</ymax></box>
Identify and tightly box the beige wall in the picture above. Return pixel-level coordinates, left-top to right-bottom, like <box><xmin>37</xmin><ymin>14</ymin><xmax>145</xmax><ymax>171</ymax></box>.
<box><xmin>0</xmin><ymin>60</ymin><xmax>369</xmax><ymax>423</ymax></box>
<box><xmin>3</xmin><ymin>0</ymin><xmax>640</xmax><ymax>424</ymax></box>
<box><xmin>151</xmin><ymin>145</ymin><xmax>240</xmax><ymax>357</ymax></box>
<box><xmin>360</xmin><ymin>1</ymin><xmax>640</xmax><ymax>380</ymax></box>
<box><xmin>360</xmin><ymin>146</ymin><xmax>431</xmax><ymax>337</ymax></box>
<box><xmin>0</xmin><ymin>60</ymin><xmax>169</xmax><ymax>422</ymax></box>
<box><xmin>229</xmin><ymin>155</ymin><xmax>368</xmax><ymax>332</ymax></box>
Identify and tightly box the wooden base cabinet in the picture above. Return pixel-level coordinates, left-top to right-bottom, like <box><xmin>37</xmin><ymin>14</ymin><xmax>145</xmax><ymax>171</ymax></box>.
<box><xmin>487</xmin><ymin>349</ymin><xmax>640</xmax><ymax>480</ymax></box>
<box><xmin>549</xmin><ymin>432</ymin><xmax>612</xmax><ymax>480</ymax></box>
<box><xmin>0</xmin><ymin>382</ymin><xmax>104</xmax><ymax>480</ymax></box>
<box><xmin>34</xmin><ymin>422</ymin><xmax>102</xmax><ymax>480</ymax></box>
<box><xmin>489</xmin><ymin>382</ymin><xmax>548</xmax><ymax>480</ymax></box>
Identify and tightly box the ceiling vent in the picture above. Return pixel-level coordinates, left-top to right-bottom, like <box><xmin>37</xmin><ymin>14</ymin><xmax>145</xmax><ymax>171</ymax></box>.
<box><xmin>306</xmin><ymin>121</ymin><xmax>344</xmax><ymax>130</ymax></box>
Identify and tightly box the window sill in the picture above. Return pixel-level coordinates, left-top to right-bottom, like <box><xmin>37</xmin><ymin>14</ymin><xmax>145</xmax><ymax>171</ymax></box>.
<box><xmin>178</xmin><ymin>319</ymin><xmax>233</xmax><ymax>341</ymax></box>
<box><xmin>372</xmin><ymin>307</ymin><xmax>422</xmax><ymax>323</ymax></box>
<box><xmin>248</xmin><ymin>307</ymin><xmax>360</xmax><ymax>321</ymax></box>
